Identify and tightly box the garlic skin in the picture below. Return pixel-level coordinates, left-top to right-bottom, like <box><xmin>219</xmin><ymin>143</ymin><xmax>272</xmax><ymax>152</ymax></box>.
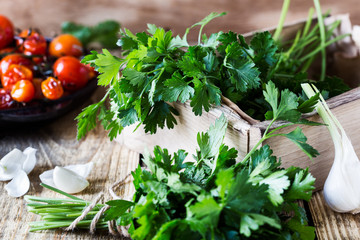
<box><xmin>323</xmin><ymin>132</ymin><xmax>360</xmax><ymax>214</ymax></box>
<box><xmin>302</xmin><ymin>83</ymin><xmax>360</xmax><ymax>213</ymax></box>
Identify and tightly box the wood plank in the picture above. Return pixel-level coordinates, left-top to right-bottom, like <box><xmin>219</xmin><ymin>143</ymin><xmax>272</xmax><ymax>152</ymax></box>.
<box><xmin>308</xmin><ymin>191</ymin><xmax>360</xmax><ymax>240</ymax></box>
<box><xmin>117</xmin><ymin>101</ymin><xmax>252</xmax><ymax>161</ymax></box>
<box><xmin>0</xmin><ymin>88</ymin><xmax>139</xmax><ymax>239</ymax></box>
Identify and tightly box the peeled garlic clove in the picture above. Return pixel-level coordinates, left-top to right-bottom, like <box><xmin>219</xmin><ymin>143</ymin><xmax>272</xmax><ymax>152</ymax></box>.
<box><xmin>53</xmin><ymin>166</ymin><xmax>89</xmax><ymax>194</ymax></box>
<box><xmin>0</xmin><ymin>148</ymin><xmax>25</xmax><ymax>166</ymax></box>
<box><xmin>22</xmin><ymin>147</ymin><xmax>37</xmax><ymax>174</ymax></box>
<box><xmin>39</xmin><ymin>169</ymin><xmax>56</xmax><ymax>188</ymax></box>
<box><xmin>0</xmin><ymin>149</ymin><xmax>25</xmax><ymax>181</ymax></box>
<box><xmin>5</xmin><ymin>170</ymin><xmax>30</xmax><ymax>197</ymax></box>
<box><xmin>64</xmin><ymin>162</ymin><xmax>94</xmax><ymax>178</ymax></box>
<box><xmin>0</xmin><ymin>162</ymin><xmax>21</xmax><ymax>181</ymax></box>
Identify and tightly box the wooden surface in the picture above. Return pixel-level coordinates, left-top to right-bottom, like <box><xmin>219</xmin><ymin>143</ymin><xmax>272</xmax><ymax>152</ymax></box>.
<box><xmin>0</xmin><ymin>88</ymin><xmax>139</xmax><ymax>239</ymax></box>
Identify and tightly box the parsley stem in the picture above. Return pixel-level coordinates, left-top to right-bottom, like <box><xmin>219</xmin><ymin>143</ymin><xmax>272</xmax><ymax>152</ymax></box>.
<box><xmin>239</xmin><ymin>118</ymin><xmax>276</xmax><ymax>165</ymax></box>
<box><xmin>313</xmin><ymin>0</ymin><xmax>326</xmax><ymax>81</ymax></box>
<box><xmin>273</xmin><ymin>0</ymin><xmax>291</xmax><ymax>41</ymax></box>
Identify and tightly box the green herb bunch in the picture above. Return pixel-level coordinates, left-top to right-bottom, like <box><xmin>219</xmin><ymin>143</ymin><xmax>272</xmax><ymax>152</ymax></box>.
<box><xmin>76</xmin><ymin>1</ymin><xmax>349</xmax><ymax>140</ymax></box>
<box><xmin>27</xmin><ymin>82</ymin><xmax>320</xmax><ymax>239</ymax></box>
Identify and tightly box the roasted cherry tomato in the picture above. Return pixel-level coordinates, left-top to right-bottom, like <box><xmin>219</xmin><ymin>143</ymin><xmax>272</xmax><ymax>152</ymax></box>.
<box><xmin>41</xmin><ymin>77</ymin><xmax>63</xmax><ymax>100</ymax></box>
<box><xmin>0</xmin><ymin>88</ymin><xmax>13</xmax><ymax>109</ymax></box>
<box><xmin>53</xmin><ymin>56</ymin><xmax>89</xmax><ymax>91</ymax></box>
<box><xmin>49</xmin><ymin>34</ymin><xmax>83</xmax><ymax>58</ymax></box>
<box><xmin>23</xmin><ymin>32</ymin><xmax>47</xmax><ymax>56</ymax></box>
<box><xmin>0</xmin><ymin>15</ymin><xmax>14</xmax><ymax>49</ymax></box>
<box><xmin>1</xmin><ymin>64</ymin><xmax>33</xmax><ymax>90</ymax></box>
<box><xmin>0</xmin><ymin>53</ymin><xmax>33</xmax><ymax>75</ymax></box>
<box><xmin>10</xmin><ymin>79</ymin><xmax>35</xmax><ymax>102</ymax></box>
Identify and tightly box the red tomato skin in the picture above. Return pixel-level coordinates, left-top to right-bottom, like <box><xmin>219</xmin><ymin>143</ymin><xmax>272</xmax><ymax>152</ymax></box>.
<box><xmin>0</xmin><ymin>15</ymin><xmax>14</xmax><ymax>49</ymax></box>
<box><xmin>1</xmin><ymin>64</ymin><xmax>33</xmax><ymax>91</ymax></box>
<box><xmin>53</xmin><ymin>56</ymin><xmax>90</xmax><ymax>91</ymax></box>
<box><xmin>10</xmin><ymin>80</ymin><xmax>35</xmax><ymax>102</ymax></box>
<box><xmin>41</xmin><ymin>77</ymin><xmax>64</xmax><ymax>100</ymax></box>
<box><xmin>0</xmin><ymin>54</ymin><xmax>33</xmax><ymax>75</ymax></box>
<box><xmin>49</xmin><ymin>34</ymin><xmax>83</xmax><ymax>58</ymax></box>
<box><xmin>0</xmin><ymin>88</ymin><xmax>13</xmax><ymax>109</ymax></box>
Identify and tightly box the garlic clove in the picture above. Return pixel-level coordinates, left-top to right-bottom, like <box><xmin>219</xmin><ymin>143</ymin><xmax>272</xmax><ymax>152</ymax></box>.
<box><xmin>22</xmin><ymin>147</ymin><xmax>37</xmax><ymax>174</ymax></box>
<box><xmin>0</xmin><ymin>162</ymin><xmax>22</xmax><ymax>181</ymax></box>
<box><xmin>53</xmin><ymin>166</ymin><xmax>89</xmax><ymax>194</ymax></box>
<box><xmin>0</xmin><ymin>149</ymin><xmax>25</xmax><ymax>181</ymax></box>
<box><xmin>63</xmin><ymin>162</ymin><xmax>94</xmax><ymax>178</ymax></box>
<box><xmin>0</xmin><ymin>148</ymin><xmax>25</xmax><ymax>166</ymax></box>
<box><xmin>5</xmin><ymin>169</ymin><xmax>30</xmax><ymax>197</ymax></box>
<box><xmin>39</xmin><ymin>169</ymin><xmax>56</xmax><ymax>188</ymax></box>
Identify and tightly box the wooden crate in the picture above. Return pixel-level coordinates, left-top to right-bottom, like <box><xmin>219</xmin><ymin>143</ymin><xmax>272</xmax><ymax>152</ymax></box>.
<box><xmin>116</xmin><ymin>15</ymin><xmax>360</xmax><ymax>191</ymax></box>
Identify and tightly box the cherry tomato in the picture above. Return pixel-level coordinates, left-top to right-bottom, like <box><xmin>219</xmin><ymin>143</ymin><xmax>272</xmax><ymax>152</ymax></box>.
<box><xmin>23</xmin><ymin>32</ymin><xmax>47</xmax><ymax>56</ymax></box>
<box><xmin>49</xmin><ymin>34</ymin><xmax>83</xmax><ymax>58</ymax></box>
<box><xmin>53</xmin><ymin>56</ymin><xmax>89</xmax><ymax>91</ymax></box>
<box><xmin>1</xmin><ymin>64</ymin><xmax>33</xmax><ymax>90</ymax></box>
<box><xmin>10</xmin><ymin>80</ymin><xmax>35</xmax><ymax>102</ymax></box>
<box><xmin>0</xmin><ymin>88</ymin><xmax>13</xmax><ymax>109</ymax></box>
<box><xmin>41</xmin><ymin>77</ymin><xmax>63</xmax><ymax>100</ymax></box>
<box><xmin>0</xmin><ymin>15</ymin><xmax>14</xmax><ymax>50</ymax></box>
<box><xmin>0</xmin><ymin>53</ymin><xmax>33</xmax><ymax>75</ymax></box>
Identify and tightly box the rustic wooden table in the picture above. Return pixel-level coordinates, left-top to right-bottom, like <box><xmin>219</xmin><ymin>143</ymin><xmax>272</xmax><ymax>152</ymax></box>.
<box><xmin>1</xmin><ymin>1</ymin><xmax>360</xmax><ymax>239</ymax></box>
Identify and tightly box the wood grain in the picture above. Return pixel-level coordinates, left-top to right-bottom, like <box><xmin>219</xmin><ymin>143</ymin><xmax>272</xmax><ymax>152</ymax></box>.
<box><xmin>309</xmin><ymin>191</ymin><xmax>360</xmax><ymax>240</ymax></box>
<box><xmin>0</xmin><ymin>88</ymin><xmax>139</xmax><ymax>240</ymax></box>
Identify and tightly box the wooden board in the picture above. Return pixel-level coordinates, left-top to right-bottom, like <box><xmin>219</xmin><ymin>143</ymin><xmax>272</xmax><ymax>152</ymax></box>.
<box><xmin>117</xmin><ymin>101</ymin><xmax>254</xmax><ymax>161</ymax></box>
<box><xmin>0</xmin><ymin>88</ymin><xmax>139</xmax><ymax>239</ymax></box>
<box><xmin>308</xmin><ymin>191</ymin><xmax>360</xmax><ymax>240</ymax></box>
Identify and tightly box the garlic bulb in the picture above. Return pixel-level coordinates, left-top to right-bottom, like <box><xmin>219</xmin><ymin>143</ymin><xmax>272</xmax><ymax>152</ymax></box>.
<box><xmin>302</xmin><ymin>83</ymin><xmax>360</xmax><ymax>213</ymax></box>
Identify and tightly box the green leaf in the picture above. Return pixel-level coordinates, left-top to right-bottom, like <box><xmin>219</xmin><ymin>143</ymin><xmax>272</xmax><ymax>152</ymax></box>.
<box><xmin>190</xmin><ymin>80</ymin><xmax>221</xmax><ymax>116</ymax></box>
<box><xmin>281</xmin><ymin>127</ymin><xmax>319</xmax><ymax>160</ymax></box>
<box><xmin>163</xmin><ymin>72</ymin><xmax>194</xmax><ymax>103</ymax></box>
<box><xmin>104</xmin><ymin>200</ymin><xmax>134</xmax><ymax>221</ymax></box>
<box><xmin>297</xmin><ymin>92</ymin><xmax>319</xmax><ymax>113</ymax></box>
<box><xmin>263</xmin><ymin>81</ymin><xmax>301</xmax><ymax>122</ymax></box>
<box><xmin>286</xmin><ymin>169</ymin><xmax>315</xmax><ymax>201</ymax></box>
<box><xmin>94</xmin><ymin>49</ymin><xmax>124</xmax><ymax>86</ymax></box>
<box><xmin>196</xmin><ymin>114</ymin><xmax>228</xmax><ymax>160</ymax></box>
<box><xmin>122</xmin><ymin>68</ymin><xmax>147</xmax><ymax>86</ymax></box>
<box><xmin>191</xmin><ymin>12</ymin><xmax>227</xmax><ymax>30</ymax></box>
<box><xmin>250</xmin><ymin>31</ymin><xmax>279</xmax><ymax>77</ymax></box>
<box><xmin>287</xmin><ymin>218</ymin><xmax>316</xmax><ymax>240</ymax></box>
<box><xmin>216</xmin><ymin>168</ymin><xmax>234</xmax><ymax>200</ymax></box>
<box><xmin>240</xmin><ymin>213</ymin><xmax>281</xmax><ymax>237</ymax></box>
<box><xmin>225</xmin><ymin>56</ymin><xmax>261</xmax><ymax>92</ymax></box>
<box><xmin>187</xmin><ymin>195</ymin><xmax>223</xmax><ymax>236</ymax></box>
<box><xmin>143</xmin><ymin>101</ymin><xmax>179</xmax><ymax>133</ymax></box>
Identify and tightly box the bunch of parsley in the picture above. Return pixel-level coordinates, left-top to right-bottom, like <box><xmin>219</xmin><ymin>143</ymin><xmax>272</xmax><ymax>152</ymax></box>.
<box><xmin>76</xmin><ymin>9</ymin><xmax>348</xmax><ymax>140</ymax></box>
<box><xmin>27</xmin><ymin>81</ymin><xmax>320</xmax><ymax>239</ymax></box>
<box><xmin>103</xmin><ymin>81</ymin><xmax>320</xmax><ymax>240</ymax></box>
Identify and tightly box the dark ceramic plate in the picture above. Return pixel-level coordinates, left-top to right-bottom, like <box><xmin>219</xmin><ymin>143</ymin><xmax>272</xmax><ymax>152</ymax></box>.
<box><xmin>0</xmin><ymin>77</ymin><xmax>97</xmax><ymax>126</ymax></box>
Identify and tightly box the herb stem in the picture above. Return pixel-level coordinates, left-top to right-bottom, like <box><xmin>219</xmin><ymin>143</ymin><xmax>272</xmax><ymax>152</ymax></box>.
<box><xmin>273</xmin><ymin>0</ymin><xmax>291</xmax><ymax>41</ymax></box>
<box><xmin>313</xmin><ymin>0</ymin><xmax>326</xmax><ymax>81</ymax></box>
